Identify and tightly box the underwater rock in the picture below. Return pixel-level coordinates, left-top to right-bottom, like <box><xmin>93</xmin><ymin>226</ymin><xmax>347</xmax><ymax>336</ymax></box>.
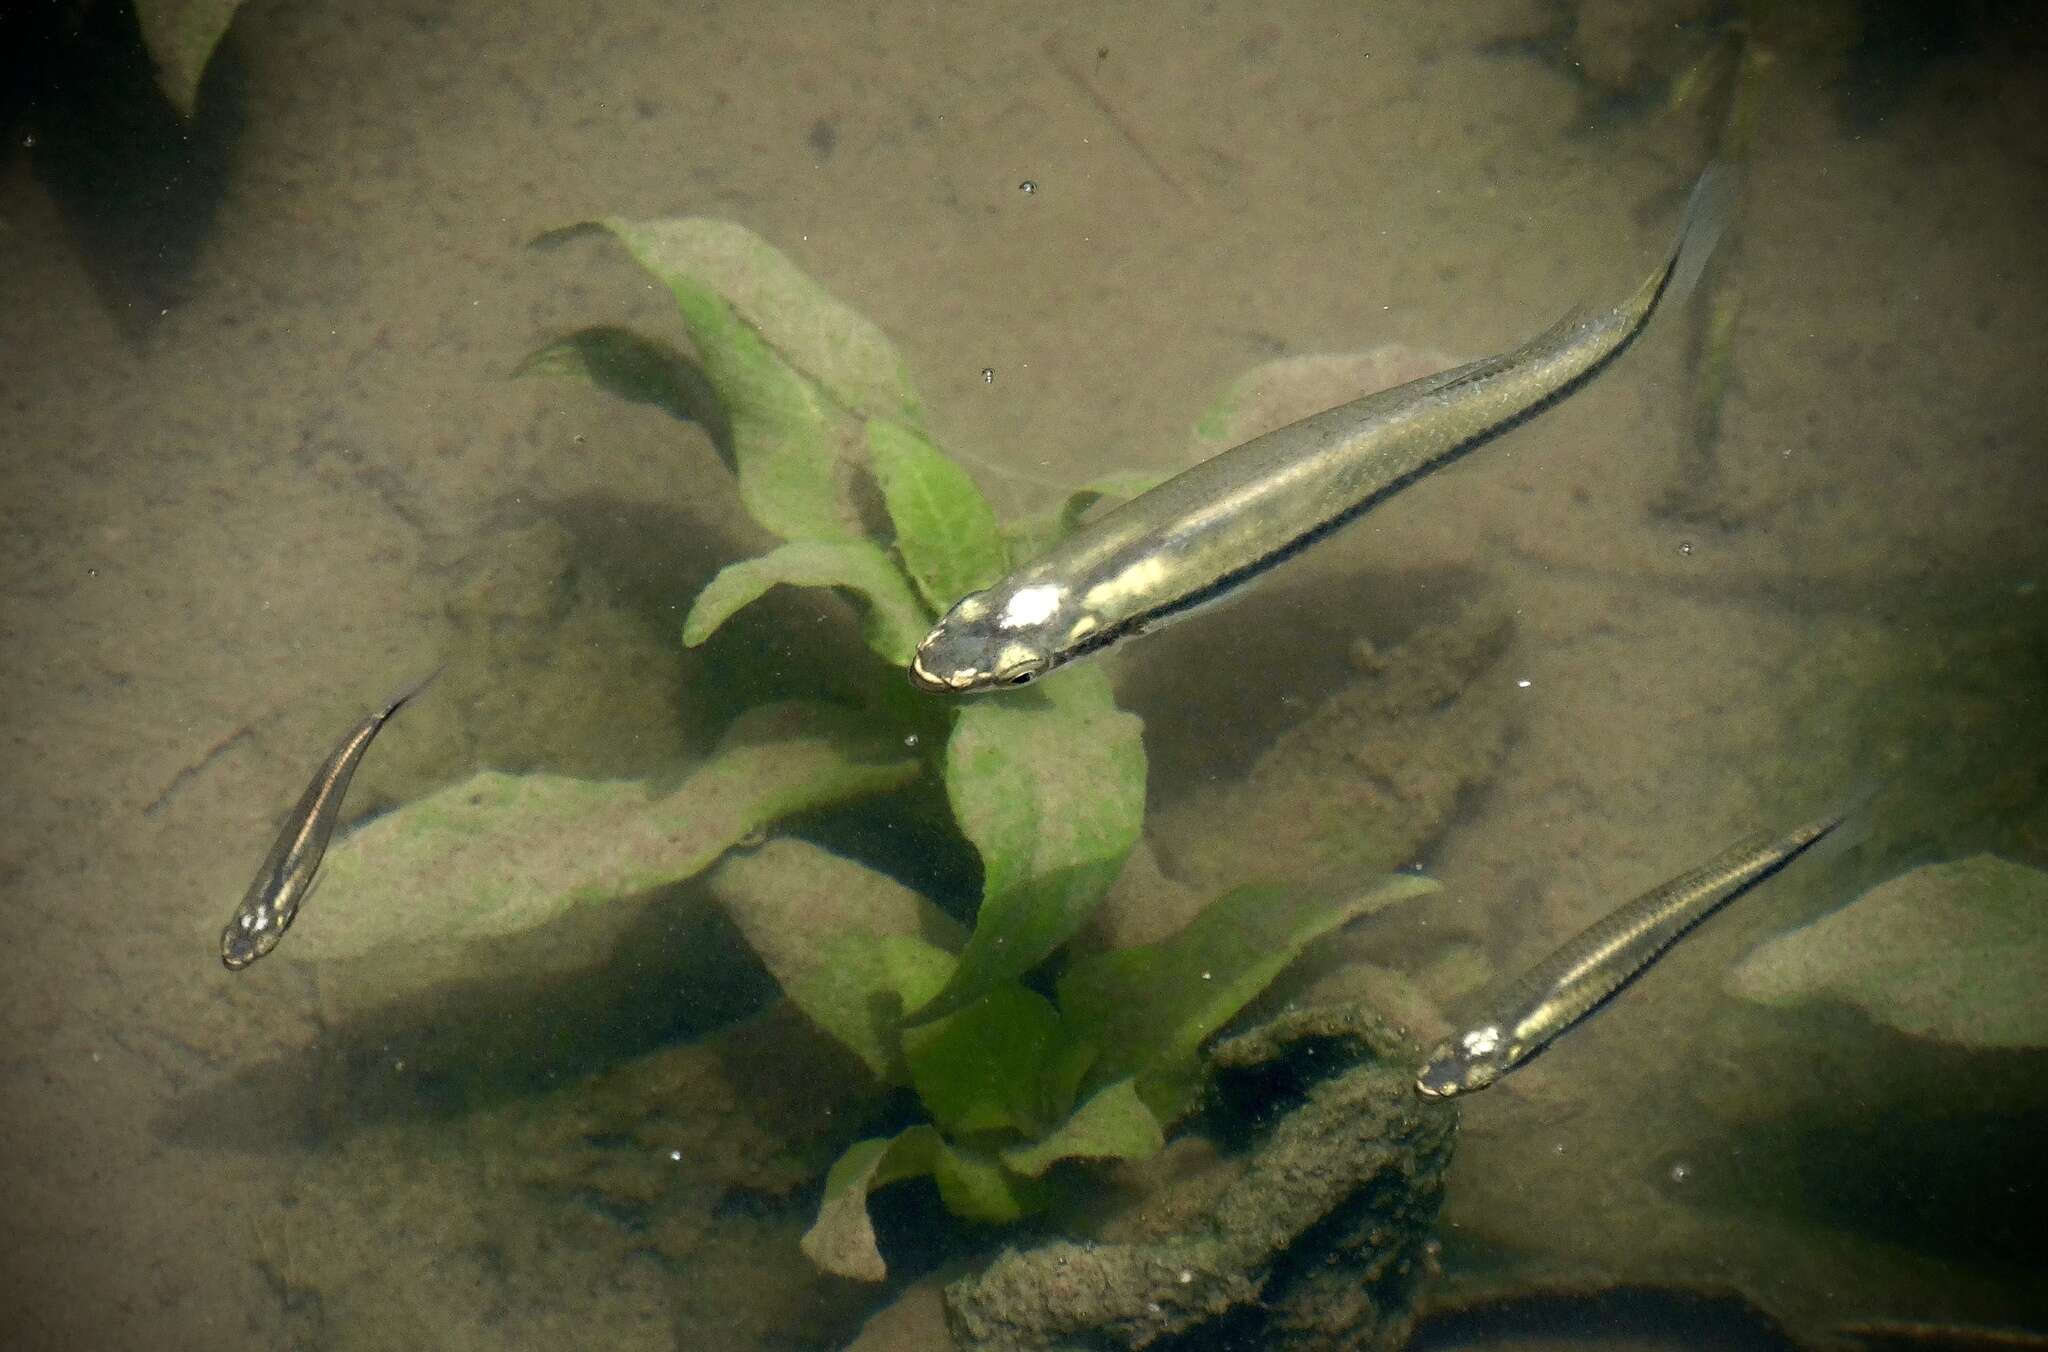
<box><xmin>943</xmin><ymin>1004</ymin><xmax>1454</xmax><ymax>1352</ymax></box>
<box><xmin>1727</xmin><ymin>855</ymin><xmax>2048</xmax><ymax>1050</ymax></box>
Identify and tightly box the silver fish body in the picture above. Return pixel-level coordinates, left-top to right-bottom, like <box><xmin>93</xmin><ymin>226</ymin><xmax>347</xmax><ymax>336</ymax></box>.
<box><xmin>1414</xmin><ymin>804</ymin><xmax>1853</xmax><ymax>1099</ymax></box>
<box><xmin>910</xmin><ymin>169</ymin><xmax>1730</xmax><ymax>695</ymax></box>
<box><xmin>219</xmin><ymin>671</ymin><xmax>437</xmax><ymax>970</ymax></box>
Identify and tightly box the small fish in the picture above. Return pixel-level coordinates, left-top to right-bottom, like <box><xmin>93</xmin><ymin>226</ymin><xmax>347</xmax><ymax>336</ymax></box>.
<box><xmin>908</xmin><ymin>168</ymin><xmax>1733</xmax><ymax>693</ymax></box>
<box><xmin>219</xmin><ymin>669</ymin><xmax>439</xmax><ymax>970</ymax></box>
<box><xmin>1414</xmin><ymin>799</ymin><xmax>1859</xmax><ymax>1098</ymax></box>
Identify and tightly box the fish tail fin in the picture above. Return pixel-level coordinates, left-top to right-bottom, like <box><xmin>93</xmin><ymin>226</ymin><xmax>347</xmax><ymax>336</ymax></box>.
<box><xmin>1803</xmin><ymin>775</ymin><xmax>1887</xmax><ymax>868</ymax></box>
<box><xmin>380</xmin><ymin>663</ymin><xmax>446</xmax><ymax>720</ymax></box>
<box><xmin>1662</xmin><ymin>162</ymin><xmax>1737</xmax><ymax>308</ymax></box>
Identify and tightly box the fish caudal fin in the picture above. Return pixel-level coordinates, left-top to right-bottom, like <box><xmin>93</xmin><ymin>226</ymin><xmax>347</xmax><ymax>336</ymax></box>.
<box><xmin>1664</xmin><ymin>162</ymin><xmax>1737</xmax><ymax>308</ymax></box>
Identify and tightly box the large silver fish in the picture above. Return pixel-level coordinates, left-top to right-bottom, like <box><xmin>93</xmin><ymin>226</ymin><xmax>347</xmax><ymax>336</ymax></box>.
<box><xmin>910</xmin><ymin>168</ymin><xmax>1731</xmax><ymax>694</ymax></box>
<box><xmin>219</xmin><ymin>670</ymin><xmax>438</xmax><ymax>970</ymax></box>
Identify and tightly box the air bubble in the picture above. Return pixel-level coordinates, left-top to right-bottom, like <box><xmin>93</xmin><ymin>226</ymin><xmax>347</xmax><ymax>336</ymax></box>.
<box><xmin>981</xmin><ymin>368</ymin><xmax>995</xmax><ymax>384</ymax></box>
<box><xmin>1018</xmin><ymin>179</ymin><xmax>1037</xmax><ymax>194</ymax></box>
<box><xmin>1678</xmin><ymin>541</ymin><xmax>1694</xmax><ymax>557</ymax></box>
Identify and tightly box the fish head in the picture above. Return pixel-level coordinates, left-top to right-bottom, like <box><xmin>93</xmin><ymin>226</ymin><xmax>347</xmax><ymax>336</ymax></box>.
<box><xmin>1414</xmin><ymin>1023</ymin><xmax>1516</xmax><ymax>1098</ymax></box>
<box><xmin>910</xmin><ymin>580</ymin><xmax>1087</xmax><ymax>694</ymax></box>
<box><xmin>220</xmin><ymin>892</ymin><xmax>296</xmax><ymax>971</ymax></box>
<box><xmin>221</xmin><ymin>914</ymin><xmax>280</xmax><ymax>970</ymax></box>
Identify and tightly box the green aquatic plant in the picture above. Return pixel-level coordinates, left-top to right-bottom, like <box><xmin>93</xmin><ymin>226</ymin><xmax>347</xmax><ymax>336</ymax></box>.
<box><xmin>135</xmin><ymin>0</ymin><xmax>253</xmax><ymax>116</ymax></box>
<box><xmin>300</xmin><ymin>216</ymin><xmax>1435</xmax><ymax>1281</ymax></box>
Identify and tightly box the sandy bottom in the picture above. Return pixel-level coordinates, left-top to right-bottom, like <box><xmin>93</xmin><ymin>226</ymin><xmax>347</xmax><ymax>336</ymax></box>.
<box><xmin>3</xmin><ymin>2</ymin><xmax>2045</xmax><ymax>1348</ymax></box>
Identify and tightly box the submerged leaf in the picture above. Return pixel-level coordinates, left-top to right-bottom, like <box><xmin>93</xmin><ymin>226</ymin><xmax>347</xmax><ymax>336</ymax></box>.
<box><xmin>135</xmin><ymin>0</ymin><xmax>248</xmax><ymax>116</ymax></box>
<box><xmin>784</xmin><ymin>931</ymin><xmax>959</xmax><ymax>1084</ymax></box>
<box><xmin>866</xmin><ymin>419</ymin><xmax>1006</xmax><ymax>611</ymax></box>
<box><xmin>801</xmin><ymin>1127</ymin><xmax>944</xmax><ymax>1281</ymax></box>
<box><xmin>513</xmin><ymin>325</ymin><xmax>733</xmax><ymax>467</ymax></box>
<box><xmin>1000</xmin><ymin>1078</ymin><xmax>1165</xmax><ymax>1178</ymax></box>
<box><xmin>596</xmin><ymin>216</ymin><xmax>922</xmax><ymax>426</ymax></box>
<box><xmin>1059</xmin><ymin>873</ymin><xmax>1439</xmax><ymax>1114</ymax></box>
<box><xmin>1728</xmin><ymin>854</ymin><xmax>2048</xmax><ymax>1049</ymax></box>
<box><xmin>902</xmin><ymin>984</ymin><xmax>1063</xmax><ymax>1137</ymax></box>
<box><xmin>556</xmin><ymin>219</ymin><xmax>857</xmax><ymax>541</ymax></box>
<box><xmin>682</xmin><ymin>539</ymin><xmax>931</xmax><ymax>666</ymax></box>
<box><xmin>930</xmin><ymin>1141</ymin><xmax>1043</xmax><ymax>1224</ymax></box>
<box><xmin>290</xmin><ymin>702</ymin><xmax>917</xmax><ymax>963</ymax></box>
<box><xmin>918</xmin><ymin>666</ymin><xmax>1146</xmax><ymax>1019</ymax></box>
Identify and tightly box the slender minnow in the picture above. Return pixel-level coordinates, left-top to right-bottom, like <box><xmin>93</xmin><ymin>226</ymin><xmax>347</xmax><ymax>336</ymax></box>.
<box><xmin>1413</xmin><ymin>802</ymin><xmax>1857</xmax><ymax>1098</ymax></box>
<box><xmin>218</xmin><ymin>669</ymin><xmax>440</xmax><ymax>970</ymax></box>
<box><xmin>909</xmin><ymin>168</ymin><xmax>1732</xmax><ymax>694</ymax></box>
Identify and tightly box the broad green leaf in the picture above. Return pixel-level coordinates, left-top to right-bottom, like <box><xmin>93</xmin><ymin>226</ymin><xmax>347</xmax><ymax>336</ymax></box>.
<box><xmin>784</xmin><ymin>932</ymin><xmax>959</xmax><ymax>1084</ymax></box>
<box><xmin>930</xmin><ymin>1142</ymin><xmax>1043</xmax><ymax>1224</ymax></box>
<box><xmin>136</xmin><ymin>0</ymin><xmax>248</xmax><ymax>116</ymax></box>
<box><xmin>1058</xmin><ymin>873</ymin><xmax>1439</xmax><ymax>1116</ymax></box>
<box><xmin>682</xmin><ymin>539</ymin><xmax>931</xmax><ymax>666</ymax></box>
<box><xmin>916</xmin><ymin>666</ymin><xmax>1146</xmax><ymax>1019</ymax></box>
<box><xmin>801</xmin><ymin>1126</ymin><xmax>944</xmax><ymax>1282</ymax></box>
<box><xmin>594</xmin><ymin>216</ymin><xmax>922</xmax><ymax>425</ymax></box>
<box><xmin>1000</xmin><ymin>1078</ymin><xmax>1165</xmax><ymax>1178</ymax></box>
<box><xmin>290</xmin><ymin>702</ymin><xmax>917</xmax><ymax>963</ymax></box>
<box><xmin>866</xmin><ymin>419</ymin><xmax>1006</xmax><ymax>611</ymax></box>
<box><xmin>548</xmin><ymin>218</ymin><xmax>857</xmax><ymax>541</ymax></box>
<box><xmin>513</xmin><ymin>325</ymin><xmax>733</xmax><ymax>468</ymax></box>
<box><xmin>901</xmin><ymin>984</ymin><xmax>1062</xmax><ymax>1137</ymax></box>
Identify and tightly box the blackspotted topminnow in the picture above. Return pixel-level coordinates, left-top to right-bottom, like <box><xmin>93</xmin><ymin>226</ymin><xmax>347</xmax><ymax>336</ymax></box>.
<box><xmin>909</xmin><ymin>168</ymin><xmax>1732</xmax><ymax>694</ymax></box>
<box><xmin>219</xmin><ymin>669</ymin><xmax>439</xmax><ymax>970</ymax></box>
<box><xmin>1414</xmin><ymin>799</ymin><xmax>1860</xmax><ymax>1098</ymax></box>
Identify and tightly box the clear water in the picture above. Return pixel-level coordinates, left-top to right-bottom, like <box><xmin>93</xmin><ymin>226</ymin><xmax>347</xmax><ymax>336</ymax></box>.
<box><xmin>3</xmin><ymin>3</ymin><xmax>2044</xmax><ymax>1349</ymax></box>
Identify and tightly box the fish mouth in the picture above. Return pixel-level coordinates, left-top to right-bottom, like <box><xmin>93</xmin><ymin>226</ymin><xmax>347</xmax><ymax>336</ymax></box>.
<box><xmin>908</xmin><ymin>649</ymin><xmax>976</xmax><ymax>694</ymax></box>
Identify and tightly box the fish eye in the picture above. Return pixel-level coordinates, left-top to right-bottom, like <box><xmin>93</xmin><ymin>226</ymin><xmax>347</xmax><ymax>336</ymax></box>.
<box><xmin>1008</xmin><ymin>672</ymin><xmax>1034</xmax><ymax>686</ymax></box>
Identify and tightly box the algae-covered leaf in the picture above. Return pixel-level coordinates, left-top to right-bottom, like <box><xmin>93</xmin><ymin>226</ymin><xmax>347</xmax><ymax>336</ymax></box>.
<box><xmin>784</xmin><ymin>932</ymin><xmax>959</xmax><ymax>1084</ymax></box>
<box><xmin>548</xmin><ymin>219</ymin><xmax>857</xmax><ymax>541</ymax></box>
<box><xmin>902</xmin><ymin>984</ymin><xmax>1062</xmax><ymax>1137</ymax></box>
<box><xmin>800</xmin><ymin>1129</ymin><xmax>1040</xmax><ymax>1281</ymax></box>
<box><xmin>1000</xmin><ymin>1077</ymin><xmax>1165</xmax><ymax>1178</ymax></box>
<box><xmin>917</xmin><ymin>666</ymin><xmax>1147</xmax><ymax>1019</ymax></box>
<box><xmin>1727</xmin><ymin>854</ymin><xmax>2048</xmax><ymax>1049</ymax></box>
<box><xmin>135</xmin><ymin>0</ymin><xmax>247</xmax><ymax>116</ymax></box>
<box><xmin>930</xmin><ymin>1142</ymin><xmax>1043</xmax><ymax>1224</ymax></box>
<box><xmin>290</xmin><ymin>702</ymin><xmax>917</xmax><ymax>963</ymax></box>
<box><xmin>867</xmin><ymin>419</ymin><xmax>1006</xmax><ymax>612</ymax></box>
<box><xmin>513</xmin><ymin>325</ymin><xmax>733</xmax><ymax>467</ymax></box>
<box><xmin>1059</xmin><ymin>873</ymin><xmax>1439</xmax><ymax>1114</ymax></box>
<box><xmin>596</xmin><ymin>216</ymin><xmax>922</xmax><ymax>426</ymax></box>
<box><xmin>801</xmin><ymin>1126</ymin><xmax>944</xmax><ymax>1282</ymax></box>
<box><xmin>683</xmin><ymin>539</ymin><xmax>930</xmax><ymax>666</ymax></box>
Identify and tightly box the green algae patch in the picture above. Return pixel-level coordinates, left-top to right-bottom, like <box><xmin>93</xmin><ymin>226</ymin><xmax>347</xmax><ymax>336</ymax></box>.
<box><xmin>1728</xmin><ymin>854</ymin><xmax>2048</xmax><ymax>1049</ymax></box>
<box><xmin>291</xmin><ymin>702</ymin><xmax>917</xmax><ymax>964</ymax></box>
